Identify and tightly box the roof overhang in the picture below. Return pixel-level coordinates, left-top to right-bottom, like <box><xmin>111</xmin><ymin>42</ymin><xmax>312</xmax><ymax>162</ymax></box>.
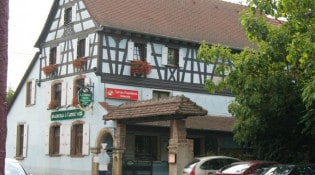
<box><xmin>103</xmin><ymin>95</ymin><xmax>208</xmax><ymax>124</ymax></box>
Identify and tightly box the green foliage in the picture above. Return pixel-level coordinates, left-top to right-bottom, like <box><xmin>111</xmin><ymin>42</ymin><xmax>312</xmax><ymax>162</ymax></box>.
<box><xmin>6</xmin><ymin>88</ymin><xmax>14</xmax><ymax>106</ymax></box>
<box><xmin>198</xmin><ymin>0</ymin><xmax>315</xmax><ymax>163</ymax></box>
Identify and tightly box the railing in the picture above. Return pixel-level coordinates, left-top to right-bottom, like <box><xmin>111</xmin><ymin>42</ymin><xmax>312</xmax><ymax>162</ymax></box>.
<box><xmin>123</xmin><ymin>154</ymin><xmax>154</xmax><ymax>175</ymax></box>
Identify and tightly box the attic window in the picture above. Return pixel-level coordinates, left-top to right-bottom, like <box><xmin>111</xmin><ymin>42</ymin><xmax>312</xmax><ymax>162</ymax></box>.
<box><xmin>152</xmin><ymin>90</ymin><xmax>170</xmax><ymax>100</ymax></box>
<box><xmin>64</xmin><ymin>7</ymin><xmax>72</xmax><ymax>25</ymax></box>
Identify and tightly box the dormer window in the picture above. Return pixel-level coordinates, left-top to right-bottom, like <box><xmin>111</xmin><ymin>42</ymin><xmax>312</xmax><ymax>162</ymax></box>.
<box><xmin>64</xmin><ymin>7</ymin><xmax>72</xmax><ymax>25</ymax></box>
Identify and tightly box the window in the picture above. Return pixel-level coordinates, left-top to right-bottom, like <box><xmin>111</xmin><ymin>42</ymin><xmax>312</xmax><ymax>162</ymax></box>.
<box><xmin>51</xmin><ymin>83</ymin><xmax>62</xmax><ymax>108</ymax></box>
<box><xmin>64</xmin><ymin>7</ymin><xmax>72</xmax><ymax>25</ymax></box>
<box><xmin>26</xmin><ymin>81</ymin><xmax>32</xmax><ymax>106</ymax></box>
<box><xmin>16</xmin><ymin>124</ymin><xmax>28</xmax><ymax>158</ymax></box>
<box><xmin>152</xmin><ymin>90</ymin><xmax>170</xmax><ymax>100</ymax></box>
<box><xmin>167</xmin><ymin>48</ymin><xmax>179</xmax><ymax>66</ymax></box>
<box><xmin>49</xmin><ymin>47</ymin><xmax>57</xmax><ymax>65</ymax></box>
<box><xmin>74</xmin><ymin>78</ymin><xmax>85</xmax><ymax>94</ymax></box>
<box><xmin>134</xmin><ymin>43</ymin><xmax>146</xmax><ymax>61</ymax></box>
<box><xmin>26</xmin><ymin>80</ymin><xmax>36</xmax><ymax>106</ymax></box>
<box><xmin>72</xmin><ymin>78</ymin><xmax>85</xmax><ymax>105</ymax></box>
<box><xmin>135</xmin><ymin>135</ymin><xmax>157</xmax><ymax>160</ymax></box>
<box><xmin>127</xmin><ymin>41</ymin><xmax>151</xmax><ymax>61</ymax></box>
<box><xmin>77</xmin><ymin>39</ymin><xmax>86</xmax><ymax>58</ymax></box>
<box><xmin>71</xmin><ymin>123</ymin><xmax>83</xmax><ymax>156</ymax></box>
<box><xmin>49</xmin><ymin>124</ymin><xmax>61</xmax><ymax>155</ymax></box>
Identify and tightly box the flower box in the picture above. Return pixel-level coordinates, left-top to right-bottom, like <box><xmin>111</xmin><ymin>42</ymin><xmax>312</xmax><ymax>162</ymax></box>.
<box><xmin>48</xmin><ymin>100</ymin><xmax>60</xmax><ymax>109</ymax></box>
<box><xmin>72</xmin><ymin>57</ymin><xmax>87</xmax><ymax>68</ymax></box>
<box><xmin>130</xmin><ymin>60</ymin><xmax>152</xmax><ymax>76</ymax></box>
<box><xmin>42</xmin><ymin>64</ymin><xmax>58</xmax><ymax>75</ymax></box>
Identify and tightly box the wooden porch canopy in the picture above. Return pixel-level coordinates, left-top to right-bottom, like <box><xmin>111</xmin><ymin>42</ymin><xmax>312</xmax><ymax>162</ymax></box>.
<box><xmin>103</xmin><ymin>95</ymin><xmax>208</xmax><ymax>123</ymax></box>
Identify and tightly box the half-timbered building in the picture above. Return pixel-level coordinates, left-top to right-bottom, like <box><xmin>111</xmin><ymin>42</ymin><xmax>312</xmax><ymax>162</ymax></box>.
<box><xmin>6</xmin><ymin>0</ymin><xmax>250</xmax><ymax>175</ymax></box>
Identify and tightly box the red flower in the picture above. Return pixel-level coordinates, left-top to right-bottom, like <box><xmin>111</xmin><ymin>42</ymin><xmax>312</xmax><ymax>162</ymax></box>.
<box><xmin>130</xmin><ymin>60</ymin><xmax>152</xmax><ymax>76</ymax></box>
<box><xmin>42</xmin><ymin>64</ymin><xmax>58</xmax><ymax>75</ymax></box>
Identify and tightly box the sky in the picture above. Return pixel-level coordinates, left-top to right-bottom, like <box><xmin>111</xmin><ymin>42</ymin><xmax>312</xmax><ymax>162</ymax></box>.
<box><xmin>8</xmin><ymin>0</ymin><xmax>54</xmax><ymax>90</ymax></box>
<box><xmin>7</xmin><ymin>0</ymin><xmax>245</xmax><ymax>91</ymax></box>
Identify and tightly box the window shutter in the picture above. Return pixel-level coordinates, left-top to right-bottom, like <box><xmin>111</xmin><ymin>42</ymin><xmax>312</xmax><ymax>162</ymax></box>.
<box><xmin>71</xmin><ymin>4</ymin><xmax>77</xmax><ymax>22</ymax></box>
<box><xmin>46</xmin><ymin>48</ymin><xmax>51</xmax><ymax>65</ymax></box>
<box><xmin>47</xmin><ymin>82</ymin><xmax>51</xmax><ymax>108</ymax></box>
<box><xmin>61</xmin><ymin>124</ymin><xmax>71</xmax><ymax>155</ymax></box>
<box><xmin>45</xmin><ymin>130</ymin><xmax>50</xmax><ymax>155</ymax></box>
<box><xmin>73</xmin><ymin>39</ymin><xmax>77</xmax><ymax>60</ymax></box>
<box><xmin>82</xmin><ymin>123</ymin><xmax>90</xmax><ymax>155</ymax></box>
<box><xmin>61</xmin><ymin>82</ymin><xmax>67</xmax><ymax>106</ymax></box>
<box><xmin>162</xmin><ymin>46</ymin><xmax>168</xmax><ymax>65</ymax></box>
<box><xmin>85</xmin><ymin>76</ymin><xmax>91</xmax><ymax>86</ymax></box>
<box><xmin>60</xmin><ymin>8</ymin><xmax>64</xmax><ymax>27</ymax></box>
<box><xmin>127</xmin><ymin>40</ymin><xmax>134</xmax><ymax>61</ymax></box>
<box><xmin>85</xmin><ymin>37</ymin><xmax>90</xmax><ymax>57</ymax></box>
<box><xmin>31</xmin><ymin>79</ymin><xmax>36</xmax><ymax>105</ymax></box>
<box><xmin>68</xmin><ymin>80</ymin><xmax>74</xmax><ymax>106</ymax></box>
<box><xmin>146</xmin><ymin>42</ymin><xmax>152</xmax><ymax>63</ymax></box>
<box><xmin>179</xmin><ymin>48</ymin><xmax>185</xmax><ymax>68</ymax></box>
<box><xmin>56</xmin><ymin>45</ymin><xmax>61</xmax><ymax>64</ymax></box>
<box><xmin>22</xmin><ymin>124</ymin><xmax>28</xmax><ymax>158</ymax></box>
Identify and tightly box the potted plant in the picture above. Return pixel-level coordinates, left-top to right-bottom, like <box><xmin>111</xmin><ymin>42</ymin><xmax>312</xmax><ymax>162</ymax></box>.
<box><xmin>48</xmin><ymin>99</ymin><xmax>60</xmax><ymax>109</ymax></box>
<box><xmin>72</xmin><ymin>96</ymin><xmax>79</xmax><ymax>106</ymax></box>
<box><xmin>42</xmin><ymin>64</ymin><xmax>58</xmax><ymax>76</ymax></box>
<box><xmin>72</xmin><ymin>57</ymin><xmax>87</xmax><ymax>68</ymax></box>
<box><xmin>130</xmin><ymin>60</ymin><xmax>152</xmax><ymax>76</ymax></box>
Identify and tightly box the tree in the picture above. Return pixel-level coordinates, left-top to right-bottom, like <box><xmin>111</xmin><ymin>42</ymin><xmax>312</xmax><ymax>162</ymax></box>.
<box><xmin>6</xmin><ymin>88</ymin><xmax>14</xmax><ymax>106</ymax></box>
<box><xmin>197</xmin><ymin>0</ymin><xmax>315</xmax><ymax>163</ymax></box>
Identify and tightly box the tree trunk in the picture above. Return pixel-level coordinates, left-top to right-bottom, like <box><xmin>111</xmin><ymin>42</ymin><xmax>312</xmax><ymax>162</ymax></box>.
<box><xmin>0</xmin><ymin>0</ymin><xmax>9</xmax><ymax>174</ymax></box>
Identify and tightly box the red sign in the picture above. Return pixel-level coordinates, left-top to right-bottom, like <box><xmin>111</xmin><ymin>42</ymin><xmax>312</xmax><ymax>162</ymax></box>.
<box><xmin>105</xmin><ymin>88</ymin><xmax>138</xmax><ymax>100</ymax></box>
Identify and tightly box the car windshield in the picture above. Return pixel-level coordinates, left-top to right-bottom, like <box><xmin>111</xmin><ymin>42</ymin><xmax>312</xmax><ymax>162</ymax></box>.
<box><xmin>262</xmin><ymin>165</ymin><xmax>295</xmax><ymax>175</ymax></box>
<box><xmin>221</xmin><ymin>163</ymin><xmax>251</xmax><ymax>174</ymax></box>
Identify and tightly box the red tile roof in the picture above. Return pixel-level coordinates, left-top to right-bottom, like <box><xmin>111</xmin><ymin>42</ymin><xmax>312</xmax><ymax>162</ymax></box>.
<box><xmin>104</xmin><ymin>95</ymin><xmax>208</xmax><ymax>122</ymax></box>
<box><xmin>83</xmin><ymin>0</ymin><xmax>251</xmax><ymax>49</ymax></box>
<box><xmin>136</xmin><ymin>115</ymin><xmax>236</xmax><ymax>132</ymax></box>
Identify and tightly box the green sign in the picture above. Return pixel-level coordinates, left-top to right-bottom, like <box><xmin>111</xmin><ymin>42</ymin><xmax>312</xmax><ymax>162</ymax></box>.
<box><xmin>78</xmin><ymin>87</ymin><xmax>93</xmax><ymax>107</ymax></box>
<box><xmin>51</xmin><ymin>109</ymin><xmax>84</xmax><ymax>121</ymax></box>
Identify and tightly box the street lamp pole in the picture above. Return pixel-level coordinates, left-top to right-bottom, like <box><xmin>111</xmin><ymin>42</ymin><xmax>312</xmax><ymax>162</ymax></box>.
<box><xmin>0</xmin><ymin>0</ymin><xmax>9</xmax><ymax>174</ymax></box>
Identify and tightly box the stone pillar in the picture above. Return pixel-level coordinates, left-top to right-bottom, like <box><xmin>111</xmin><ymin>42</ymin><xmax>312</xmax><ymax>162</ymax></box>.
<box><xmin>112</xmin><ymin>122</ymin><xmax>126</xmax><ymax>175</ymax></box>
<box><xmin>90</xmin><ymin>147</ymin><xmax>99</xmax><ymax>175</ymax></box>
<box><xmin>168</xmin><ymin>119</ymin><xmax>193</xmax><ymax>175</ymax></box>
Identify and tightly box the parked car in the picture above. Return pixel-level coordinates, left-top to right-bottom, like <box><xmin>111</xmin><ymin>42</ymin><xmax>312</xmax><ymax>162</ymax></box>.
<box><xmin>182</xmin><ymin>156</ymin><xmax>240</xmax><ymax>175</ymax></box>
<box><xmin>259</xmin><ymin>164</ymin><xmax>315</xmax><ymax>175</ymax></box>
<box><xmin>216</xmin><ymin>160</ymin><xmax>276</xmax><ymax>175</ymax></box>
<box><xmin>5</xmin><ymin>158</ymin><xmax>28</xmax><ymax>175</ymax></box>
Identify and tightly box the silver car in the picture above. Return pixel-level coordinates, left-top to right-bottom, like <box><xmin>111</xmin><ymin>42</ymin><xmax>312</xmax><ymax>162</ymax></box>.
<box><xmin>182</xmin><ymin>156</ymin><xmax>240</xmax><ymax>175</ymax></box>
<box><xmin>5</xmin><ymin>158</ymin><xmax>28</xmax><ymax>175</ymax></box>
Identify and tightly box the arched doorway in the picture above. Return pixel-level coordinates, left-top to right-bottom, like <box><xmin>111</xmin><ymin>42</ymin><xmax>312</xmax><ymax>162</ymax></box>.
<box><xmin>91</xmin><ymin>128</ymin><xmax>114</xmax><ymax>175</ymax></box>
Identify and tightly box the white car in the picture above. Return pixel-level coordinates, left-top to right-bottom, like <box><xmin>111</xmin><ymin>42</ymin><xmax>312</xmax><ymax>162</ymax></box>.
<box><xmin>5</xmin><ymin>158</ymin><xmax>28</xmax><ymax>175</ymax></box>
<box><xmin>182</xmin><ymin>156</ymin><xmax>240</xmax><ymax>175</ymax></box>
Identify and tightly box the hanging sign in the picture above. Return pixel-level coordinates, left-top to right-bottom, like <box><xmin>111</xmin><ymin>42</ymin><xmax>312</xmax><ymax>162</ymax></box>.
<box><xmin>78</xmin><ymin>87</ymin><xmax>93</xmax><ymax>107</ymax></box>
<box><xmin>51</xmin><ymin>109</ymin><xmax>84</xmax><ymax>121</ymax></box>
<box><xmin>105</xmin><ymin>88</ymin><xmax>138</xmax><ymax>100</ymax></box>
